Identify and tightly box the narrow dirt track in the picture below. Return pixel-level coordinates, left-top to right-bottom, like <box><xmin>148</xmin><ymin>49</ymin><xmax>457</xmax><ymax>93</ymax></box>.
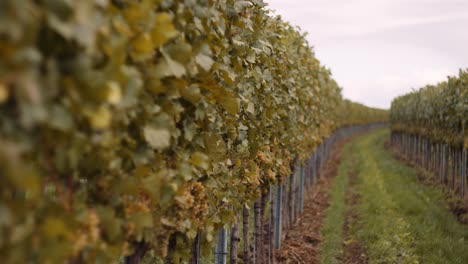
<box><xmin>340</xmin><ymin>169</ymin><xmax>368</xmax><ymax>264</ymax></box>
<box><xmin>275</xmin><ymin>137</ymin><xmax>351</xmax><ymax>263</ymax></box>
<box><xmin>275</xmin><ymin>129</ymin><xmax>468</xmax><ymax>263</ymax></box>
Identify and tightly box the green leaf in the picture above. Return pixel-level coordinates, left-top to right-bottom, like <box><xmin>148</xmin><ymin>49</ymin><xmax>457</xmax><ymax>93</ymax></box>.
<box><xmin>129</xmin><ymin>212</ymin><xmax>153</xmax><ymax>240</ymax></box>
<box><xmin>41</xmin><ymin>217</ymin><xmax>72</xmax><ymax>240</ymax></box>
<box><xmin>48</xmin><ymin>105</ymin><xmax>73</xmax><ymax>131</ymax></box>
<box><xmin>187</xmin><ymin>229</ymin><xmax>197</xmax><ymax>239</ymax></box>
<box><xmin>189</xmin><ymin>152</ymin><xmax>209</xmax><ymax>170</ymax></box>
<box><xmin>166</xmin><ymin>41</ymin><xmax>192</xmax><ymax>64</ymax></box>
<box><xmin>220</xmin><ymin>95</ymin><xmax>240</xmax><ymax>115</ymax></box>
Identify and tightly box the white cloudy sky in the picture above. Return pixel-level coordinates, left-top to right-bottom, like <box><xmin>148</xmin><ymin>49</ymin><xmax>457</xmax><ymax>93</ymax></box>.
<box><xmin>266</xmin><ymin>0</ymin><xmax>468</xmax><ymax>109</ymax></box>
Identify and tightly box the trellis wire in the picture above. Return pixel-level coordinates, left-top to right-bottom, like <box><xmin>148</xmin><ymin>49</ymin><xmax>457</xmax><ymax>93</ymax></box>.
<box><xmin>126</xmin><ymin>123</ymin><xmax>385</xmax><ymax>264</ymax></box>
<box><xmin>390</xmin><ymin>132</ymin><xmax>467</xmax><ymax>199</ymax></box>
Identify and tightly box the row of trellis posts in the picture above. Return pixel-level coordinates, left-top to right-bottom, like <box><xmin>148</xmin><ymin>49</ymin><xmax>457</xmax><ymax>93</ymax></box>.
<box><xmin>179</xmin><ymin>123</ymin><xmax>385</xmax><ymax>264</ymax></box>
<box><xmin>390</xmin><ymin>132</ymin><xmax>467</xmax><ymax>198</ymax></box>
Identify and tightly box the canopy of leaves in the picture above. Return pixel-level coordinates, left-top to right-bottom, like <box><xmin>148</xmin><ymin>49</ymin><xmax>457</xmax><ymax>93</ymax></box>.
<box><xmin>338</xmin><ymin>99</ymin><xmax>388</xmax><ymax>127</ymax></box>
<box><xmin>390</xmin><ymin>70</ymin><xmax>468</xmax><ymax>148</ymax></box>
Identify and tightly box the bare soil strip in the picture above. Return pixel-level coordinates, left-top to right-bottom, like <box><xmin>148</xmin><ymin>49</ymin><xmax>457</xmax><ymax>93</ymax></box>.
<box><xmin>340</xmin><ymin>169</ymin><xmax>368</xmax><ymax>264</ymax></box>
<box><xmin>275</xmin><ymin>138</ymin><xmax>350</xmax><ymax>263</ymax></box>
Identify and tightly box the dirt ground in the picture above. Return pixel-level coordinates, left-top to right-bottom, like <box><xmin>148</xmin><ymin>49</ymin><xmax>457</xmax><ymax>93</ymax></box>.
<box><xmin>275</xmin><ymin>138</ymin><xmax>350</xmax><ymax>263</ymax></box>
<box><xmin>274</xmin><ymin>132</ymin><xmax>467</xmax><ymax>264</ymax></box>
<box><xmin>340</xmin><ymin>169</ymin><xmax>369</xmax><ymax>264</ymax></box>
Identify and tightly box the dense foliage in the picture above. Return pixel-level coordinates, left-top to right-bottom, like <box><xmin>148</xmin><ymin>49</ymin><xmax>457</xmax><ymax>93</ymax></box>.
<box><xmin>390</xmin><ymin>70</ymin><xmax>468</xmax><ymax>148</ymax></box>
<box><xmin>338</xmin><ymin>99</ymin><xmax>388</xmax><ymax>127</ymax></box>
<box><xmin>0</xmin><ymin>0</ymin><xmax>387</xmax><ymax>262</ymax></box>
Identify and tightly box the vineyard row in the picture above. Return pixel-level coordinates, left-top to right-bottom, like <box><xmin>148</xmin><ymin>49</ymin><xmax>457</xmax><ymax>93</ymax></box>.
<box><xmin>0</xmin><ymin>1</ymin><xmax>387</xmax><ymax>263</ymax></box>
<box><xmin>195</xmin><ymin>124</ymin><xmax>386</xmax><ymax>264</ymax></box>
<box><xmin>390</xmin><ymin>70</ymin><xmax>468</xmax><ymax>199</ymax></box>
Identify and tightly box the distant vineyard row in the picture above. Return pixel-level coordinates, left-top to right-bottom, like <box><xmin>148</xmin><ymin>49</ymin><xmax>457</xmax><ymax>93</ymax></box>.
<box><xmin>0</xmin><ymin>0</ymin><xmax>387</xmax><ymax>262</ymax></box>
<box><xmin>390</xmin><ymin>70</ymin><xmax>467</xmax><ymax>147</ymax></box>
<box><xmin>390</xmin><ymin>70</ymin><xmax>467</xmax><ymax>198</ymax></box>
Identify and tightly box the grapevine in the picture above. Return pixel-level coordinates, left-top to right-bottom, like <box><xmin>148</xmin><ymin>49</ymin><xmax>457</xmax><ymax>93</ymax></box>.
<box><xmin>0</xmin><ymin>0</ymin><xmax>388</xmax><ymax>262</ymax></box>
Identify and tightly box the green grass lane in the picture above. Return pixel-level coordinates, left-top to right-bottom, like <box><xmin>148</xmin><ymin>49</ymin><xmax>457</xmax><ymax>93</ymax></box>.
<box><xmin>320</xmin><ymin>129</ymin><xmax>468</xmax><ymax>264</ymax></box>
<box><xmin>319</xmin><ymin>142</ymin><xmax>353</xmax><ymax>264</ymax></box>
<box><xmin>354</xmin><ymin>130</ymin><xmax>419</xmax><ymax>263</ymax></box>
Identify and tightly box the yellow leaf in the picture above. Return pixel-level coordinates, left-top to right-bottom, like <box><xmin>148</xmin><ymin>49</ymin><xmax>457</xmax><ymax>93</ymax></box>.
<box><xmin>0</xmin><ymin>83</ymin><xmax>8</xmax><ymax>104</ymax></box>
<box><xmin>151</xmin><ymin>13</ymin><xmax>179</xmax><ymax>48</ymax></box>
<box><xmin>105</xmin><ymin>81</ymin><xmax>122</xmax><ymax>104</ymax></box>
<box><xmin>87</xmin><ymin>107</ymin><xmax>112</xmax><ymax>130</ymax></box>
<box><xmin>132</xmin><ymin>33</ymin><xmax>154</xmax><ymax>53</ymax></box>
<box><xmin>220</xmin><ymin>95</ymin><xmax>240</xmax><ymax>115</ymax></box>
<box><xmin>112</xmin><ymin>17</ymin><xmax>132</xmax><ymax>37</ymax></box>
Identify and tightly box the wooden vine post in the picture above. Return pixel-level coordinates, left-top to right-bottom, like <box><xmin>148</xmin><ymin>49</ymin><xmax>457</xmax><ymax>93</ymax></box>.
<box><xmin>230</xmin><ymin>213</ymin><xmax>240</xmax><ymax>264</ymax></box>
<box><xmin>243</xmin><ymin>206</ymin><xmax>251</xmax><ymax>264</ymax></box>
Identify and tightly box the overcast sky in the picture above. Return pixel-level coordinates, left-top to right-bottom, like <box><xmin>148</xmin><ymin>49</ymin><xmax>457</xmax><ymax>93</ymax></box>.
<box><xmin>266</xmin><ymin>0</ymin><xmax>468</xmax><ymax>109</ymax></box>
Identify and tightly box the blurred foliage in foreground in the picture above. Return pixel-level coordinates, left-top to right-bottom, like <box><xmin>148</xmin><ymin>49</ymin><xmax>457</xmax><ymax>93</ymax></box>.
<box><xmin>0</xmin><ymin>0</ymin><xmax>387</xmax><ymax>262</ymax></box>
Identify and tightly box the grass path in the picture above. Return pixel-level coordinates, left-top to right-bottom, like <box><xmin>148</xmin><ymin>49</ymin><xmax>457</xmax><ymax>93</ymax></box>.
<box><xmin>320</xmin><ymin>129</ymin><xmax>468</xmax><ymax>264</ymax></box>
